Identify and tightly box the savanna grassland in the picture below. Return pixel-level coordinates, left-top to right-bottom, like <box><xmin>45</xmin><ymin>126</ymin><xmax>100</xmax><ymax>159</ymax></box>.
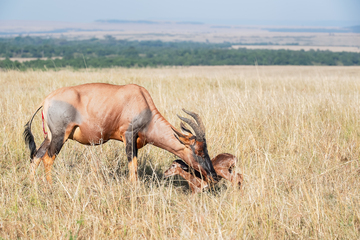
<box><xmin>0</xmin><ymin>66</ymin><xmax>360</xmax><ymax>239</ymax></box>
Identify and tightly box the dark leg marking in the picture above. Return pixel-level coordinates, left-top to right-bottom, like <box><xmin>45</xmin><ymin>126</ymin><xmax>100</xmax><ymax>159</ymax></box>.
<box><xmin>34</xmin><ymin>137</ymin><xmax>51</xmax><ymax>159</ymax></box>
<box><xmin>48</xmin><ymin>133</ymin><xmax>66</xmax><ymax>157</ymax></box>
<box><xmin>125</xmin><ymin>132</ymin><xmax>139</xmax><ymax>162</ymax></box>
<box><xmin>125</xmin><ymin>109</ymin><xmax>152</xmax><ymax>181</ymax></box>
<box><xmin>125</xmin><ymin>109</ymin><xmax>152</xmax><ymax>160</ymax></box>
<box><xmin>47</xmin><ymin>100</ymin><xmax>82</xmax><ymax>157</ymax></box>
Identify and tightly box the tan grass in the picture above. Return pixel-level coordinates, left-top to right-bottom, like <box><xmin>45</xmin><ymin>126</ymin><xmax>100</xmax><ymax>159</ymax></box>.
<box><xmin>0</xmin><ymin>66</ymin><xmax>360</xmax><ymax>239</ymax></box>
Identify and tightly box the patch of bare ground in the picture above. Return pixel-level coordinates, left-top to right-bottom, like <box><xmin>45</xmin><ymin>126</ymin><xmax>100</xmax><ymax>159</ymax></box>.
<box><xmin>0</xmin><ymin>57</ymin><xmax>63</xmax><ymax>62</ymax></box>
<box><xmin>232</xmin><ymin>45</ymin><xmax>360</xmax><ymax>52</ymax></box>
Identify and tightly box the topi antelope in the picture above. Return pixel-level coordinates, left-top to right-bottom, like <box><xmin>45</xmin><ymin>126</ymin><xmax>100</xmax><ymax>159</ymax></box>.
<box><xmin>164</xmin><ymin>160</ymin><xmax>208</xmax><ymax>193</ymax></box>
<box><xmin>24</xmin><ymin>83</ymin><xmax>218</xmax><ymax>184</ymax></box>
<box><xmin>211</xmin><ymin>153</ymin><xmax>243</xmax><ymax>188</ymax></box>
<box><xmin>164</xmin><ymin>153</ymin><xmax>243</xmax><ymax>194</ymax></box>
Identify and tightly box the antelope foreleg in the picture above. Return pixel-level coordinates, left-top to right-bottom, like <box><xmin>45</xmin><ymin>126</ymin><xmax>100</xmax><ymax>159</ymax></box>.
<box><xmin>128</xmin><ymin>156</ymin><xmax>138</xmax><ymax>183</ymax></box>
<box><xmin>125</xmin><ymin>131</ymin><xmax>139</xmax><ymax>183</ymax></box>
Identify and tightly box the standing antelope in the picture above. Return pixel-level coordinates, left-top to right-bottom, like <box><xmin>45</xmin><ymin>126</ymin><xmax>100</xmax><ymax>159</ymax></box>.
<box><xmin>24</xmin><ymin>83</ymin><xmax>218</xmax><ymax>184</ymax></box>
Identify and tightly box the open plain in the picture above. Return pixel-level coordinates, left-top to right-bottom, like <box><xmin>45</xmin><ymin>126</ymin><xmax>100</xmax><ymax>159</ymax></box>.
<box><xmin>0</xmin><ymin>66</ymin><xmax>360</xmax><ymax>238</ymax></box>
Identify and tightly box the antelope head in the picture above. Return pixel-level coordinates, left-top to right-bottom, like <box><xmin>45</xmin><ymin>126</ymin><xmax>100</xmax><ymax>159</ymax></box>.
<box><xmin>164</xmin><ymin>159</ymin><xmax>189</xmax><ymax>178</ymax></box>
<box><xmin>172</xmin><ymin>109</ymin><xmax>218</xmax><ymax>183</ymax></box>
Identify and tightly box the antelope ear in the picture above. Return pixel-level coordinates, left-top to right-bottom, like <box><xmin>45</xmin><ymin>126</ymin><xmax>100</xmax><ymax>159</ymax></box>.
<box><xmin>171</xmin><ymin>126</ymin><xmax>186</xmax><ymax>138</ymax></box>
<box><xmin>172</xmin><ymin>126</ymin><xmax>187</xmax><ymax>145</ymax></box>
<box><xmin>172</xmin><ymin>128</ymin><xmax>194</xmax><ymax>146</ymax></box>
<box><xmin>181</xmin><ymin>164</ymin><xmax>189</xmax><ymax>172</ymax></box>
<box><xmin>173</xmin><ymin>134</ymin><xmax>186</xmax><ymax>145</ymax></box>
<box><xmin>180</xmin><ymin>122</ymin><xmax>193</xmax><ymax>135</ymax></box>
<box><xmin>175</xmin><ymin>160</ymin><xmax>189</xmax><ymax>171</ymax></box>
<box><xmin>173</xmin><ymin>133</ymin><xmax>194</xmax><ymax>146</ymax></box>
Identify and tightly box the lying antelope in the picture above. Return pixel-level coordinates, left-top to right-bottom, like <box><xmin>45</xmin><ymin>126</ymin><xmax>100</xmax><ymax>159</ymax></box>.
<box><xmin>24</xmin><ymin>83</ymin><xmax>218</xmax><ymax>184</ymax></box>
<box><xmin>164</xmin><ymin>160</ymin><xmax>208</xmax><ymax>193</ymax></box>
<box><xmin>211</xmin><ymin>153</ymin><xmax>243</xmax><ymax>187</ymax></box>
<box><xmin>164</xmin><ymin>153</ymin><xmax>243</xmax><ymax>194</ymax></box>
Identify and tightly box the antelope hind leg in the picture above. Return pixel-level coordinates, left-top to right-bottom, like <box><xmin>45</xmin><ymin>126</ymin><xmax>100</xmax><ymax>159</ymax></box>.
<box><xmin>29</xmin><ymin>137</ymin><xmax>51</xmax><ymax>182</ymax></box>
<box><xmin>43</xmin><ymin>152</ymin><xmax>56</xmax><ymax>184</ymax></box>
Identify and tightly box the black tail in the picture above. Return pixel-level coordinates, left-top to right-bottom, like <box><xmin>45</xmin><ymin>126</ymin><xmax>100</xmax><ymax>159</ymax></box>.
<box><xmin>23</xmin><ymin>106</ymin><xmax>43</xmax><ymax>160</ymax></box>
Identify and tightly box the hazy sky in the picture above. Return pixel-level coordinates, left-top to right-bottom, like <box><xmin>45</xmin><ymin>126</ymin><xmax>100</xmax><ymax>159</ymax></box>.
<box><xmin>1</xmin><ymin>0</ymin><xmax>359</xmax><ymax>26</ymax></box>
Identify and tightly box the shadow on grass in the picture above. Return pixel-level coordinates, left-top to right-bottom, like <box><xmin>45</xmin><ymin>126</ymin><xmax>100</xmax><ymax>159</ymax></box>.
<box><xmin>109</xmin><ymin>151</ymin><xmax>191</xmax><ymax>192</ymax></box>
<box><xmin>64</xmin><ymin>148</ymin><xmax>227</xmax><ymax>194</ymax></box>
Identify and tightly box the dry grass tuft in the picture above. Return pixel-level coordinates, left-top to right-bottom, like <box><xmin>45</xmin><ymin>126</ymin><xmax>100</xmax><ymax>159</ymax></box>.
<box><xmin>0</xmin><ymin>66</ymin><xmax>360</xmax><ymax>239</ymax></box>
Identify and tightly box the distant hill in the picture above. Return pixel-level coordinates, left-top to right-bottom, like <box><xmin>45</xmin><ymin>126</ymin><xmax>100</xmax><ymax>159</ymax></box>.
<box><xmin>265</xmin><ymin>26</ymin><xmax>360</xmax><ymax>33</ymax></box>
<box><xmin>176</xmin><ymin>21</ymin><xmax>204</xmax><ymax>25</ymax></box>
<box><xmin>96</xmin><ymin>19</ymin><xmax>158</xmax><ymax>24</ymax></box>
<box><xmin>95</xmin><ymin>19</ymin><xmax>204</xmax><ymax>25</ymax></box>
<box><xmin>349</xmin><ymin>25</ymin><xmax>360</xmax><ymax>33</ymax></box>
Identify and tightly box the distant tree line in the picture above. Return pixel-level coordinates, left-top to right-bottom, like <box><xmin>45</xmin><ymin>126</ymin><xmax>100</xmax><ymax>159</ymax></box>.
<box><xmin>0</xmin><ymin>36</ymin><xmax>359</xmax><ymax>70</ymax></box>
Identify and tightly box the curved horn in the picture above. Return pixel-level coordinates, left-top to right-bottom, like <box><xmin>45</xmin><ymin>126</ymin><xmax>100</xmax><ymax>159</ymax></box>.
<box><xmin>182</xmin><ymin>109</ymin><xmax>206</xmax><ymax>134</ymax></box>
<box><xmin>182</xmin><ymin>108</ymin><xmax>205</xmax><ymax>135</ymax></box>
<box><xmin>177</xmin><ymin>111</ymin><xmax>205</xmax><ymax>141</ymax></box>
